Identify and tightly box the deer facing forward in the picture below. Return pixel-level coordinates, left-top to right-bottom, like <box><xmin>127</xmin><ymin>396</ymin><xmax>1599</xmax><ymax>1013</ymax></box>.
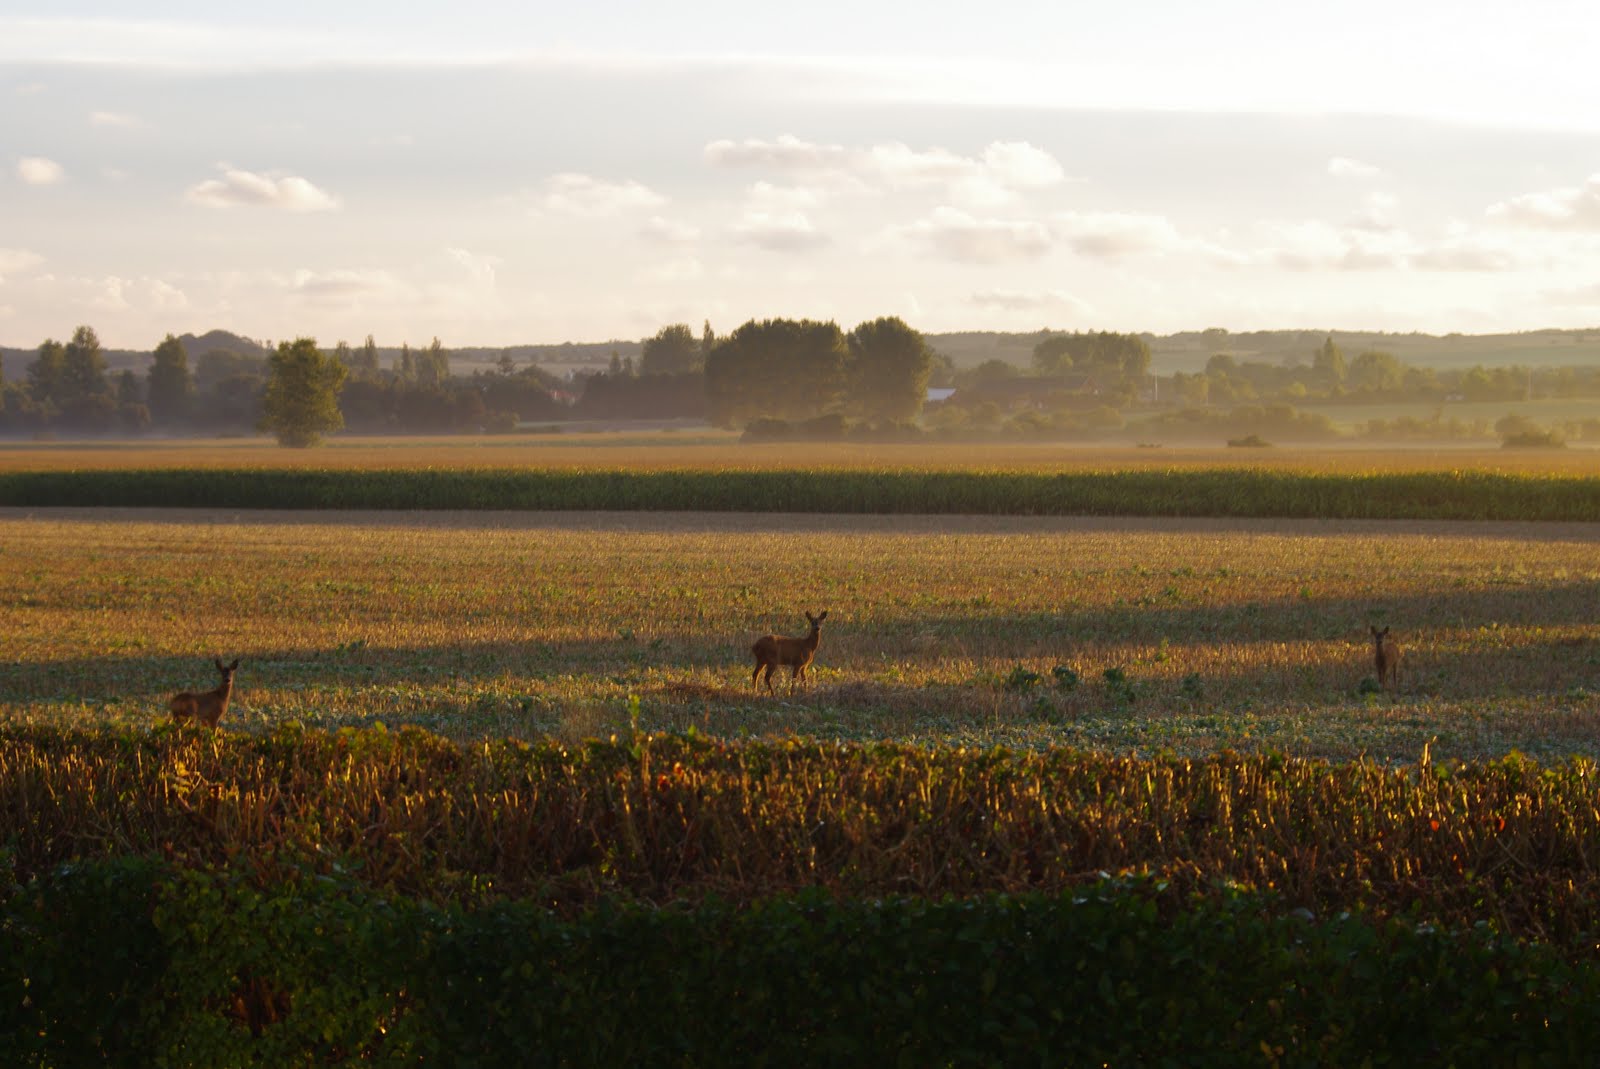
<box><xmin>1370</xmin><ymin>627</ymin><xmax>1399</xmax><ymax>690</ymax></box>
<box><xmin>170</xmin><ymin>658</ymin><xmax>240</xmax><ymax>727</ymax></box>
<box><xmin>752</xmin><ymin>611</ymin><xmax>827</xmax><ymax>695</ymax></box>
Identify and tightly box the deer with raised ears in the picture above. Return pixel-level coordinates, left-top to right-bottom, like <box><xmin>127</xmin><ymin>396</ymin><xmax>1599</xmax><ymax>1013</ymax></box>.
<box><xmin>170</xmin><ymin>658</ymin><xmax>240</xmax><ymax>728</ymax></box>
<box><xmin>1370</xmin><ymin>627</ymin><xmax>1399</xmax><ymax>690</ymax></box>
<box><xmin>752</xmin><ymin>611</ymin><xmax>828</xmax><ymax>695</ymax></box>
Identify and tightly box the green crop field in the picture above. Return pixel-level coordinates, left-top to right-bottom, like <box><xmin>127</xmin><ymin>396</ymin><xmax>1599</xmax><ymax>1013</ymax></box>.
<box><xmin>5</xmin><ymin>507</ymin><xmax>1597</xmax><ymax>761</ymax></box>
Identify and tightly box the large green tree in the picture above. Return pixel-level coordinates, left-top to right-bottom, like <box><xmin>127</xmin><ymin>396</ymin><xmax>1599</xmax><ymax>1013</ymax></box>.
<box><xmin>61</xmin><ymin>325</ymin><xmax>110</xmax><ymax>402</ymax></box>
<box><xmin>259</xmin><ymin>337</ymin><xmax>348</xmax><ymax>447</ymax></box>
<box><xmin>846</xmin><ymin>316</ymin><xmax>932</xmax><ymax>422</ymax></box>
<box><xmin>1313</xmin><ymin>337</ymin><xmax>1347</xmax><ymax>389</ymax></box>
<box><xmin>640</xmin><ymin>323</ymin><xmax>702</xmax><ymax>375</ymax></box>
<box><xmin>27</xmin><ymin>338</ymin><xmax>66</xmax><ymax>406</ymax></box>
<box><xmin>1348</xmin><ymin>350</ymin><xmax>1404</xmax><ymax>394</ymax></box>
<box><xmin>1031</xmin><ymin>331</ymin><xmax>1151</xmax><ymax>382</ymax></box>
<box><xmin>353</xmin><ymin>335</ymin><xmax>381</xmax><ymax>377</ymax></box>
<box><xmin>705</xmin><ymin>318</ymin><xmax>848</xmax><ymax>428</ymax></box>
<box><xmin>417</xmin><ymin>337</ymin><xmax>450</xmax><ymax>388</ymax></box>
<box><xmin>146</xmin><ymin>333</ymin><xmax>195</xmax><ymax>425</ymax></box>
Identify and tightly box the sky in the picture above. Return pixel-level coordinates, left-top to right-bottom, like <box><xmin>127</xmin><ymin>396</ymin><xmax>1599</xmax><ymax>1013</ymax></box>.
<box><xmin>3</xmin><ymin>1</ymin><xmax>1600</xmax><ymax>350</ymax></box>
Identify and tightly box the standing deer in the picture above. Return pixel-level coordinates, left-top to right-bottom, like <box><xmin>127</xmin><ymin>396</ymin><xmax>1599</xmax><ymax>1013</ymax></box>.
<box><xmin>1369</xmin><ymin>627</ymin><xmax>1399</xmax><ymax>690</ymax></box>
<box><xmin>170</xmin><ymin>658</ymin><xmax>240</xmax><ymax>728</ymax></box>
<box><xmin>752</xmin><ymin>611</ymin><xmax>828</xmax><ymax>695</ymax></box>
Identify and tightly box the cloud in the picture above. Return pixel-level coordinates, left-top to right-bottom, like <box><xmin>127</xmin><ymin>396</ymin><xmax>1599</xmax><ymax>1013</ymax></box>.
<box><xmin>639</xmin><ymin>216</ymin><xmax>700</xmax><ymax>246</ymax></box>
<box><xmin>90</xmin><ymin>110</ymin><xmax>143</xmax><ymax>129</ymax></box>
<box><xmin>0</xmin><ymin>247</ymin><xmax>44</xmax><ymax>282</ymax></box>
<box><xmin>1054</xmin><ymin>211</ymin><xmax>1184</xmax><ymax>258</ymax></box>
<box><xmin>866</xmin><ymin>142</ymin><xmax>981</xmax><ymax>184</ymax></box>
<box><xmin>1409</xmin><ymin>238</ymin><xmax>1517</xmax><ymax>272</ymax></box>
<box><xmin>1486</xmin><ymin>174</ymin><xmax>1600</xmax><ymax>230</ymax></box>
<box><xmin>1328</xmin><ymin>156</ymin><xmax>1381</xmax><ymax>179</ymax></box>
<box><xmin>704</xmin><ymin>134</ymin><xmax>851</xmax><ymax>170</ymax></box>
<box><xmin>642</xmin><ymin>257</ymin><xmax>705</xmax><ymax>282</ymax></box>
<box><xmin>185</xmin><ymin>165</ymin><xmax>339</xmax><ymax>211</ymax></box>
<box><xmin>732</xmin><ymin>211</ymin><xmax>828</xmax><ymax>253</ymax></box>
<box><xmin>289</xmin><ymin>268</ymin><xmax>410</xmax><ymax>305</ymax></box>
<box><xmin>92</xmin><ymin>278</ymin><xmax>130</xmax><ymax>311</ymax></box>
<box><xmin>531</xmin><ymin>172</ymin><xmax>665</xmax><ymax>217</ymax></box>
<box><xmin>706</xmin><ymin>135</ymin><xmax>1068</xmax><ymax>205</ymax></box>
<box><xmin>898</xmin><ymin>207</ymin><xmax>1052</xmax><ymax>264</ymax></box>
<box><xmin>445</xmin><ymin>248</ymin><xmax>500</xmax><ymax>286</ymax></box>
<box><xmin>17</xmin><ymin>157</ymin><xmax>65</xmax><ymax>185</ymax></box>
<box><xmin>970</xmin><ymin>289</ymin><xmax>1092</xmax><ymax>315</ymax></box>
<box><xmin>1258</xmin><ymin>220</ymin><xmax>1407</xmax><ymax>272</ymax></box>
<box><xmin>1347</xmin><ymin>192</ymin><xmax>1400</xmax><ymax>232</ymax></box>
<box><xmin>979</xmin><ymin>142</ymin><xmax>1066</xmax><ymax>189</ymax></box>
<box><xmin>1543</xmin><ymin>281</ymin><xmax>1600</xmax><ymax>308</ymax></box>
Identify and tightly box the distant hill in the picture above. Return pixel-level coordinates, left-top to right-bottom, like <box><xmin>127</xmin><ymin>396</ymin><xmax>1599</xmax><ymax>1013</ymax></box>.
<box><xmin>177</xmin><ymin>329</ymin><xmax>271</xmax><ymax>360</ymax></box>
<box><xmin>926</xmin><ymin>328</ymin><xmax>1600</xmax><ymax>374</ymax></box>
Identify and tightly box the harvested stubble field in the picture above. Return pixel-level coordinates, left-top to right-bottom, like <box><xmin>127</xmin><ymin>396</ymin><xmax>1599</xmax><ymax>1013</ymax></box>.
<box><xmin>3</xmin><ymin>434</ymin><xmax>1599</xmax><ymax>473</ymax></box>
<box><xmin>3</xmin><ymin>507</ymin><xmax>1597</xmax><ymax>761</ymax></box>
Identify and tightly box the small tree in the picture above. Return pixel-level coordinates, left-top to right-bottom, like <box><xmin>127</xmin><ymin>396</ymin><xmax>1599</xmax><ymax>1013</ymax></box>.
<box><xmin>259</xmin><ymin>337</ymin><xmax>347</xmax><ymax>447</ymax></box>
<box><xmin>146</xmin><ymin>333</ymin><xmax>195</xmax><ymax>426</ymax></box>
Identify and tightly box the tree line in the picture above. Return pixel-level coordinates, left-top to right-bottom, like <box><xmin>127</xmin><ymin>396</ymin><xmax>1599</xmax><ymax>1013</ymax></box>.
<box><xmin>0</xmin><ymin>316</ymin><xmax>938</xmax><ymax>444</ymax></box>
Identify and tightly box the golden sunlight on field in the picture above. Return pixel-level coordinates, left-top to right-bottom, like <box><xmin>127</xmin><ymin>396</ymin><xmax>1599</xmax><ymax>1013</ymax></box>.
<box><xmin>3</xmin><ymin>509</ymin><xmax>1597</xmax><ymax>760</ymax></box>
<box><xmin>1</xmin><ymin>435</ymin><xmax>1598</xmax><ymax>475</ymax></box>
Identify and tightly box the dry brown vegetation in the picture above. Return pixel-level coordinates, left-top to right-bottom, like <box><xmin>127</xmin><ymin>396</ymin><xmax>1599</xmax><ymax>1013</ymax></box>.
<box><xmin>3</xmin><ymin>508</ymin><xmax>1597</xmax><ymax>760</ymax></box>
<box><xmin>2</xmin><ymin>435</ymin><xmax>1599</xmax><ymax>474</ymax></box>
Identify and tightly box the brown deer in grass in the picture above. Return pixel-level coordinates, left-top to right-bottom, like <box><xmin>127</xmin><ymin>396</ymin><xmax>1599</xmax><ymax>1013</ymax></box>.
<box><xmin>1369</xmin><ymin>626</ymin><xmax>1399</xmax><ymax>690</ymax></box>
<box><xmin>752</xmin><ymin>611</ymin><xmax>828</xmax><ymax>695</ymax></box>
<box><xmin>170</xmin><ymin>658</ymin><xmax>240</xmax><ymax>727</ymax></box>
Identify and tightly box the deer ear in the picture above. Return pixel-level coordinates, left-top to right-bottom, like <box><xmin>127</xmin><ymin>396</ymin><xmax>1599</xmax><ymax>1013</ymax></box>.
<box><xmin>215</xmin><ymin>658</ymin><xmax>227</xmax><ymax>672</ymax></box>
<box><xmin>228</xmin><ymin>659</ymin><xmax>241</xmax><ymax>671</ymax></box>
<box><xmin>817</xmin><ymin>610</ymin><xmax>828</xmax><ymax>621</ymax></box>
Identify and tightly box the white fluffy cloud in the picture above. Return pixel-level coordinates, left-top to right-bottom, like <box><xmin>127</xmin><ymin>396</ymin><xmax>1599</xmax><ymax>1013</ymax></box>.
<box><xmin>704</xmin><ymin>134</ymin><xmax>851</xmax><ymax>170</ymax></box>
<box><xmin>1487</xmin><ymin>174</ymin><xmax>1600</xmax><ymax>230</ymax></box>
<box><xmin>531</xmin><ymin>173</ymin><xmax>665</xmax><ymax>217</ymax></box>
<box><xmin>732</xmin><ymin>211</ymin><xmax>828</xmax><ymax>253</ymax></box>
<box><xmin>185</xmin><ymin>166</ymin><xmax>339</xmax><ymax>212</ymax></box>
<box><xmin>88</xmin><ymin>276</ymin><xmax>189</xmax><ymax>313</ymax></box>
<box><xmin>1409</xmin><ymin>237</ymin><xmax>1517</xmax><ymax>272</ymax></box>
<box><xmin>17</xmin><ymin>157</ymin><xmax>65</xmax><ymax>185</ymax></box>
<box><xmin>639</xmin><ymin>216</ymin><xmax>701</xmax><ymax>246</ymax></box>
<box><xmin>707</xmin><ymin>135</ymin><xmax>1067</xmax><ymax>205</ymax></box>
<box><xmin>0</xmin><ymin>247</ymin><xmax>44</xmax><ymax>282</ymax></box>
<box><xmin>898</xmin><ymin>207</ymin><xmax>1052</xmax><ymax>264</ymax></box>
<box><xmin>446</xmin><ymin>248</ymin><xmax>501</xmax><ymax>286</ymax></box>
<box><xmin>289</xmin><ymin>268</ymin><xmax>410</xmax><ymax>305</ymax></box>
<box><xmin>1328</xmin><ymin>156</ymin><xmax>1381</xmax><ymax>179</ymax></box>
<box><xmin>1054</xmin><ymin>211</ymin><xmax>1184</xmax><ymax>258</ymax></box>
<box><xmin>1347</xmin><ymin>192</ymin><xmax>1400</xmax><ymax>232</ymax></box>
<box><xmin>970</xmin><ymin>289</ymin><xmax>1091</xmax><ymax>314</ymax></box>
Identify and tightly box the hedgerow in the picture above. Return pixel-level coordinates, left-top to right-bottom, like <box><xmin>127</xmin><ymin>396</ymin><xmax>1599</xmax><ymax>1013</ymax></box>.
<box><xmin>4</xmin><ymin>858</ymin><xmax>1597</xmax><ymax>1067</ymax></box>
<box><xmin>2</xmin><ymin>467</ymin><xmax>1597</xmax><ymax>519</ymax></box>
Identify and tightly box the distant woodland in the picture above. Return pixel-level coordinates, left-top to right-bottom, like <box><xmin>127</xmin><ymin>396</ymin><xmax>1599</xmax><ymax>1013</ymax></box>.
<box><xmin>3</xmin><ymin>322</ymin><xmax>1599</xmax><ymax>446</ymax></box>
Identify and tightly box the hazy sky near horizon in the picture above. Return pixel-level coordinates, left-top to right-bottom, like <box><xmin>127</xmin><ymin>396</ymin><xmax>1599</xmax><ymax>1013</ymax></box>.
<box><xmin>4</xmin><ymin>2</ymin><xmax>1600</xmax><ymax>350</ymax></box>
